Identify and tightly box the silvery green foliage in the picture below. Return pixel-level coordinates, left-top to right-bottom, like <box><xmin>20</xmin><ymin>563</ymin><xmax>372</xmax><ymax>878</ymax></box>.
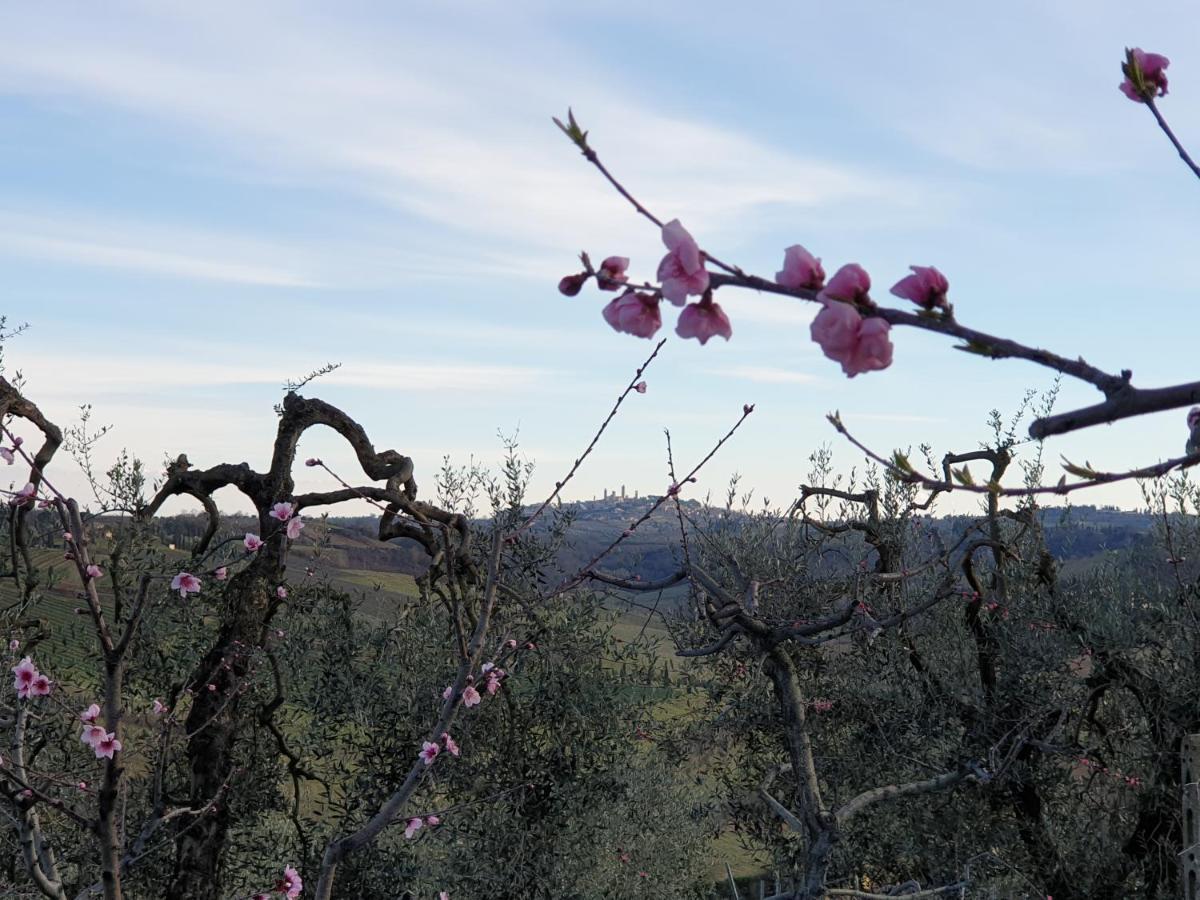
<box><xmin>680</xmin><ymin>433</ymin><xmax>1196</xmax><ymax>898</ymax></box>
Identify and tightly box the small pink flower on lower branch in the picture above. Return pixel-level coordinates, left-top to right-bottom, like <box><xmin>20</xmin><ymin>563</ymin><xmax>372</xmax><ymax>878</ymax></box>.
<box><xmin>269</xmin><ymin>502</ymin><xmax>294</xmax><ymax>522</ymax></box>
<box><xmin>12</xmin><ymin>656</ymin><xmax>39</xmax><ymax>698</ymax></box>
<box><xmin>80</xmin><ymin>703</ymin><xmax>101</xmax><ymax>724</ymax></box>
<box><xmin>775</xmin><ymin>244</ymin><xmax>825</xmax><ymax>291</ymax></box>
<box><xmin>656</xmin><ymin>219</ymin><xmax>709</xmax><ymax>305</ymax></box>
<box><xmin>462</xmin><ymin>685</ymin><xmax>482</xmax><ymax>707</ymax></box>
<box><xmin>819</xmin><ymin>263</ymin><xmax>871</xmax><ymax>304</ymax></box>
<box><xmin>171</xmin><ymin>572</ymin><xmax>201</xmax><ymax>598</ymax></box>
<box><xmin>94</xmin><ymin>732</ymin><xmax>122</xmax><ymax>759</ymax></box>
<box><xmin>602</xmin><ymin>291</ymin><xmax>662</xmax><ymax>339</ymax></box>
<box><xmin>286</xmin><ymin>516</ymin><xmax>304</xmax><ymax>540</ymax></box>
<box><xmin>279</xmin><ymin>865</ymin><xmax>302</xmax><ymax>898</ymax></box>
<box><xmin>419</xmin><ymin>741</ymin><xmax>440</xmax><ymax>765</ymax></box>
<box><xmin>1120</xmin><ymin>48</ymin><xmax>1169</xmax><ymax>102</ymax></box>
<box><xmin>442</xmin><ymin>732</ymin><xmax>460</xmax><ymax>756</ymax></box>
<box><xmin>810</xmin><ymin>298</ymin><xmax>893</xmax><ymax>378</ymax></box>
<box><xmin>675</xmin><ymin>297</ymin><xmax>731</xmax><ymax>345</ymax></box>
<box><xmin>86</xmin><ymin>564</ymin><xmax>103</xmax><ymax>579</ymax></box>
<box><xmin>597</xmin><ymin>256</ymin><xmax>630</xmax><ymax>291</ymax></box>
<box><xmin>405</xmin><ymin>817</ymin><xmax>424</xmax><ymax>839</ymax></box>
<box><xmin>244</xmin><ymin>533</ymin><xmax>264</xmax><ymax>552</ymax></box>
<box><xmin>9</xmin><ymin>482</ymin><xmax>36</xmax><ymax>507</ymax></box>
<box><xmin>81</xmin><ymin>725</ymin><xmax>107</xmax><ymax>748</ymax></box>
<box><xmin>890</xmin><ymin>265</ymin><xmax>949</xmax><ymax>311</ymax></box>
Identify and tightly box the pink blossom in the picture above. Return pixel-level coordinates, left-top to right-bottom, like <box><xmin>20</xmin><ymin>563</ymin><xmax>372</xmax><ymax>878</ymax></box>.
<box><xmin>171</xmin><ymin>572</ymin><xmax>202</xmax><ymax>599</ymax></box>
<box><xmin>94</xmin><ymin>732</ymin><xmax>122</xmax><ymax>759</ymax></box>
<box><xmin>675</xmin><ymin>299</ymin><xmax>732</xmax><ymax>345</ymax></box>
<box><xmin>152</xmin><ymin>698</ymin><xmax>168</xmax><ymax>716</ymax></box>
<box><xmin>890</xmin><ymin>265</ymin><xmax>949</xmax><ymax>310</ymax></box>
<box><xmin>404</xmin><ymin>817</ymin><xmax>424</xmax><ymax>839</ymax></box>
<box><xmin>425</xmin><ymin>814</ymin><xmax>441</xmax><ymax>826</ymax></box>
<box><xmin>63</xmin><ymin>532</ymin><xmax>73</xmax><ymax>542</ymax></box>
<box><xmin>8</xmin><ymin>639</ymin><xmax>18</xmax><ymax>651</ymax></box>
<box><xmin>77</xmin><ymin>781</ymin><xmax>87</xmax><ymax>790</ymax></box>
<box><xmin>80</xmin><ymin>703</ymin><xmax>101</xmax><ymax>724</ymax></box>
<box><xmin>1188</xmin><ymin>406</ymin><xmax>1200</xmax><ymax>429</ymax></box>
<box><xmin>276</xmin><ymin>585</ymin><xmax>288</xmax><ymax>599</ymax></box>
<box><xmin>597</xmin><ymin>256</ymin><xmax>630</xmax><ymax>291</ymax></box>
<box><xmin>0</xmin><ymin>448</ymin><xmax>12</xmax><ymax>465</ymax></box>
<box><xmin>215</xmin><ymin>566</ymin><xmax>228</xmax><ymax>581</ymax></box>
<box><xmin>848</xmin><ymin>318</ymin><xmax>894</xmax><ymax>376</ymax></box>
<box><xmin>86</xmin><ymin>564</ymin><xmax>103</xmax><ymax>579</ymax></box>
<box><xmin>304</xmin><ymin>457</ymin><xmax>321</xmax><ymax>467</ymax></box>
<box><xmin>441</xmin><ymin>685</ymin><xmax>453</xmax><ymax>700</ymax></box>
<box><xmin>558</xmin><ymin>272</ymin><xmax>588</xmax><ymax>296</ymax></box>
<box><xmin>286</xmin><ymin>516</ymin><xmax>304</xmax><ymax>540</ymax></box>
<box><xmin>602</xmin><ymin>291</ymin><xmax>661</xmax><ymax>339</ymax></box>
<box><xmin>775</xmin><ymin>244</ymin><xmax>825</xmax><ymax>291</ymax></box>
<box><xmin>441</xmin><ymin>732</ymin><xmax>460</xmax><ymax>756</ymax></box>
<box><xmin>440</xmin><ymin>893</ymin><xmax>450</xmax><ymax>900</ymax></box>
<box><xmin>525</xmin><ymin>642</ymin><xmax>536</xmax><ymax>650</ymax></box>
<box><xmin>281</xmin><ymin>865</ymin><xmax>302</xmax><ymax>899</ymax></box>
<box><xmin>462</xmin><ymin>685</ymin><xmax>482</xmax><ymax>707</ymax></box>
<box><xmin>481</xmin><ymin>662</ymin><xmax>495</xmax><ymax>674</ymax></box>
<box><xmin>81</xmin><ymin>724</ymin><xmax>107</xmax><ymax>748</ymax></box>
<box><xmin>484</xmin><ymin>669</ymin><xmax>505</xmax><ymax>695</ymax></box>
<box><xmin>810</xmin><ymin>299</ymin><xmax>893</xmax><ymax>378</ymax></box>
<box><xmin>10</xmin><ymin>482</ymin><xmax>36</xmax><ymax>507</ymax></box>
<box><xmin>269</xmin><ymin>502</ymin><xmax>294</xmax><ymax>522</ymax></box>
<box><xmin>634</xmin><ymin>381</ymin><xmax>647</xmax><ymax>394</ymax></box>
<box><xmin>244</xmin><ymin>533</ymin><xmax>264</xmax><ymax>552</ymax></box>
<box><xmin>819</xmin><ymin>263</ymin><xmax>871</xmax><ymax>304</ymax></box>
<box><xmin>419</xmin><ymin>741</ymin><xmax>440</xmax><ymax>765</ymax></box>
<box><xmin>504</xmin><ymin>638</ymin><xmax>518</xmax><ymax>649</ymax></box>
<box><xmin>656</xmin><ymin>219</ymin><xmax>709</xmax><ymax>305</ymax></box>
<box><xmin>1121</xmin><ymin>49</ymin><xmax>1169</xmax><ymax>102</ymax></box>
<box><xmin>12</xmin><ymin>656</ymin><xmax>38</xmax><ymax>698</ymax></box>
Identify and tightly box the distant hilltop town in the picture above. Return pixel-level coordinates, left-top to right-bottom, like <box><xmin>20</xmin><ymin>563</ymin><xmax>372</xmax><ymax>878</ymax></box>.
<box><xmin>597</xmin><ymin>486</ymin><xmax>638</xmax><ymax>501</ymax></box>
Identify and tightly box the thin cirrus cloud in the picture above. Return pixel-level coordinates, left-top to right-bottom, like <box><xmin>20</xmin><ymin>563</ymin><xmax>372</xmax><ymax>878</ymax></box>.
<box><xmin>18</xmin><ymin>351</ymin><xmax>559</xmax><ymax>397</ymax></box>
<box><xmin>0</xmin><ymin>221</ymin><xmax>318</xmax><ymax>288</ymax></box>
<box><xmin>0</xmin><ymin>7</ymin><xmax>934</xmax><ymax>270</ymax></box>
<box><xmin>706</xmin><ymin>366</ymin><xmax>820</xmax><ymax>385</ymax></box>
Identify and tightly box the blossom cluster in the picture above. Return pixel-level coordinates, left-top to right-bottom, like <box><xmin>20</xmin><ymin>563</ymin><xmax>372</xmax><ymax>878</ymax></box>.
<box><xmin>251</xmin><ymin>864</ymin><xmax>302</xmax><ymax>899</ymax></box>
<box><xmin>79</xmin><ymin>704</ymin><xmax>122</xmax><ymax>760</ymax></box>
<box><xmin>561</xmin><ymin>221</ymin><xmax>956</xmax><ymax>377</ymax></box>
<box><xmin>12</xmin><ymin>656</ymin><xmax>51</xmax><ymax>699</ymax></box>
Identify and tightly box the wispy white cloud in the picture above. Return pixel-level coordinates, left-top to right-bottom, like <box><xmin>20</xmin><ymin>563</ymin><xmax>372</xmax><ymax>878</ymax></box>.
<box><xmin>0</xmin><ymin>3</ymin><xmax>936</xmax><ymax>273</ymax></box>
<box><xmin>0</xmin><ymin>211</ymin><xmax>318</xmax><ymax>286</ymax></box>
<box><xmin>18</xmin><ymin>351</ymin><xmax>559</xmax><ymax>396</ymax></box>
<box><xmin>706</xmin><ymin>365</ymin><xmax>820</xmax><ymax>385</ymax></box>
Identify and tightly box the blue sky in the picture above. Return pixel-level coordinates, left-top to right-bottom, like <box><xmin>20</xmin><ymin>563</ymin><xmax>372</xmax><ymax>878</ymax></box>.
<box><xmin>2</xmin><ymin>1</ymin><xmax>1198</xmax><ymax>514</ymax></box>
